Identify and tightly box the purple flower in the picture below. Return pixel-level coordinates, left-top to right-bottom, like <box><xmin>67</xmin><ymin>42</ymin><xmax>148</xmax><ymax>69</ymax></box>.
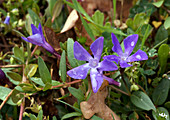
<box><xmin>21</xmin><ymin>23</ymin><xmax>56</xmax><ymax>55</ymax></box>
<box><xmin>4</xmin><ymin>16</ymin><xmax>10</xmax><ymax>25</ymax></box>
<box><xmin>0</xmin><ymin>69</ymin><xmax>6</xmax><ymax>80</ymax></box>
<box><xmin>67</xmin><ymin>37</ymin><xmax>120</xmax><ymax>93</ymax></box>
<box><xmin>103</xmin><ymin>33</ymin><xmax>148</xmax><ymax>68</ymax></box>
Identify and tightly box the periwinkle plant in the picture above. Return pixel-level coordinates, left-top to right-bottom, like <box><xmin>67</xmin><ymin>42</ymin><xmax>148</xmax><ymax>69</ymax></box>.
<box><xmin>67</xmin><ymin>37</ymin><xmax>120</xmax><ymax>93</ymax></box>
<box><xmin>67</xmin><ymin>33</ymin><xmax>148</xmax><ymax>93</ymax></box>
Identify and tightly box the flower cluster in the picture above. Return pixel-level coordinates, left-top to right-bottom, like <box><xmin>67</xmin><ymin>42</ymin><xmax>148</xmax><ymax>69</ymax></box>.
<box><xmin>67</xmin><ymin>33</ymin><xmax>148</xmax><ymax>93</ymax></box>
<box><xmin>22</xmin><ymin>23</ymin><xmax>148</xmax><ymax>93</ymax></box>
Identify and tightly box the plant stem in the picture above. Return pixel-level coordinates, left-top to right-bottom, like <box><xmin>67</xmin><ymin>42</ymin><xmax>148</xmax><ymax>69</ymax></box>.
<box><xmin>109</xmin><ymin>85</ymin><xmax>129</xmax><ymax>96</ymax></box>
<box><xmin>120</xmin><ymin>68</ymin><xmax>131</xmax><ymax>95</ymax></box>
<box><xmin>0</xmin><ymin>89</ymin><xmax>14</xmax><ymax>110</ymax></box>
<box><xmin>19</xmin><ymin>98</ymin><xmax>25</xmax><ymax>120</ymax></box>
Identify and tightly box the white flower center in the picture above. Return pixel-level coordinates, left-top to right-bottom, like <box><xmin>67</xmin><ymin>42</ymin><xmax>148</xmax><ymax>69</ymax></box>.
<box><xmin>136</xmin><ymin>55</ymin><xmax>141</xmax><ymax>59</ymax></box>
<box><xmin>131</xmin><ymin>41</ymin><xmax>135</xmax><ymax>46</ymax></box>
<box><xmin>89</xmin><ymin>59</ymin><xmax>98</xmax><ymax>68</ymax></box>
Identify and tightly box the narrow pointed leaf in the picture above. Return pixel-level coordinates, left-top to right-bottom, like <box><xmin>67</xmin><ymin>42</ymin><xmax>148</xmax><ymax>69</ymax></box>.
<box><xmin>59</xmin><ymin>50</ymin><xmax>66</xmax><ymax>82</ymax></box>
<box><xmin>38</xmin><ymin>57</ymin><xmax>52</xmax><ymax>84</ymax></box>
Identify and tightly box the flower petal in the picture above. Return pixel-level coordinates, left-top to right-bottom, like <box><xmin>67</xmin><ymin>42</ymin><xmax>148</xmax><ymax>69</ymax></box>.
<box><xmin>103</xmin><ymin>55</ymin><xmax>120</xmax><ymax>64</ymax></box>
<box><xmin>38</xmin><ymin>23</ymin><xmax>46</xmax><ymax>43</ymax></box>
<box><xmin>74</xmin><ymin>41</ymin><xmax>92</xmax><ymax>61</ymax></box>
<box><xmin>90</xmin><ymin>68</ymin><xmax>103</xmax><ymax>93</ymax></box>
<box><xmin>21</xmin><ymin>36</ymin><xmax>30</xmax><ymax>43</ymax></box>
<box><xmin>90</xmin><ymin>37</ymin><xmax>104</xmax><ymax>61</ymax></box>
<box><xmin>98</xmin><ymin>59</ymin><xmax>118</xmax><ymax>71</ymax></box>
<box><xmin>127</xmin><ymin>49</ymin><xmax>148</xmax><ymax>62</ymax></box>
<box><xmin>4</xmin><ymin>16</ymin><xmax>10</xmax><ymax>25</ymax></box>
<box><xmin>103</xmin><ymin>75</ymin><xmax>121</xmax><ymax>86</ymax></box>
<box><xmin>67</xmin><ymin>63</ymin><xmax>90</xmax><ymax>79</ymax></box>
<box><xmin>42</xmin><ymin>42</ymin><xmax>56</xmax><ymax>54</ymax></box>
<box><xmin>111</xmin><ymin>33</ymin><xmax>123</xmax><ymax>56</ymax></box>
<box><xmin>124</xmin><ymin>34</ymin><xmax>138</xmax><ymax>56</ymax></box>
<box><xmin>31</xmin><ymin>24</ymin><xmax>39</xmax><ymax>35</ymax></box>
<box><xmin>120</xmin><ymin>61</ymin><xmax>132</xmax><ymax>68</ymax></box>
<box><xmin>27</xmin><ymin>34</ymin><xmax>44</xmax><ymax>45</ymax></box>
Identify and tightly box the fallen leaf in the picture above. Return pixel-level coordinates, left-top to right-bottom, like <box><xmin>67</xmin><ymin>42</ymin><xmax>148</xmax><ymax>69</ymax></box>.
<box><xmin>60</xmin><ymin>9</ymin><xmax>79</xmax><ymax>33</ymax></box>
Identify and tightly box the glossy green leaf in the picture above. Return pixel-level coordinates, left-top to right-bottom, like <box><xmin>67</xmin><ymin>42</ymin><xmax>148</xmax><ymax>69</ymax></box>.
<box><xmin>152</xmin><ymin>78</ymin><xmax>170</xmax><ymax>105</ymax></box>
<box><xmin>11</xmin><ymin>89</ymin><xmax>24</xmax><ymax>104</ymax></box>
<box><xmin>38</xmin><ymin>57</ymin><xmax>52</xmax><ymax>84</ymax></box>
<box><xmin>61</xmin><ymin>112</ymin><xmax>82</xmax><ymax>120</ymax></box>
<box><xmin>29</xmin><ymin>114</ymin><xmax>37</xmax><ymax>120</ymax></box>
<box><xmin>152</xmin><ymin>0</ymin><xmax>164</xmax><ymax>7</ymax></box>
<box><xmin>37</xmin><ymin>110</ymin><xmax>43</xmax><ymax>120</ymax></box>
<box><xmin>43</xmin><ymin>82</ymin><xmax>52</xmax><ymax>91</ymax></box>
<box><xmin>158</xmin><ymin>44</ymin><xmax>169</xmax><ymax>75</ymax></box>
<box><xmin>28</xmin><ymin>8</ymin><xmax>41</xmax><ymax>27</ymax></box>
<box><xmin>91</xmin><ymin>115</ymin><xmax>104</xmax><ymax>120</ymax></box>
<box><xmin>68</xmin><ymin>87</ymin><xmax>84</xmax><ymax>101</ymax></box>
<box><xmin>0</xmin><ymin>86</ymin><xmax>16</xmax><ymax>105</ymax></box>
<box><xmin>164</xmin><ymin>16</ymin><xmax>170</xmax><ymax>29</ymax></box>
<box><xmin>19</xmin><ymin>83</ymin><xmax>37</xmax><ymax>93</ymax></box>
<box><xmin>154</xmin><ymin>25</ymin><xmax>168</xmax><ymax>45</ymax></box>
<box><xmin>152</xmin><ymin>107</ymin><xmax>169</xmax><ymax>120</ymax></box>
<box><xmin>24</xmin><ymin>64</ymin><xmax>38</xmax><ymax>78</ymax></box>
<box><xmin>59</xmin><ymin>50</ymin><xmax>66</xmax><ymax>82</ymax></box>
<box><xmin>144</xmin><ymin>69</ymin><xmax>156</xmax><ymax>76</ymax></box>
<box><xmin>130</xmin><ymin>91</ymin><xmax>156</xmax><ymax>111</ymax></box>
<box><xmin>67</xmin><ymin>38</ymin><xmax>77</xmax><ymax>68</ymax></box>
<box><xmin>13</xmin><ymin>46</ymin><xmax>24</xmax><ymax>63</ymax></box>
<box><xmin>7</xmin><ymin>72</ymin><xmax>22</xmax><ymax>82</ymax></box>
<box><xmin>52</xmin><ymin>0</ymin><xmax>63</xmax><ymax>22</ymax></box>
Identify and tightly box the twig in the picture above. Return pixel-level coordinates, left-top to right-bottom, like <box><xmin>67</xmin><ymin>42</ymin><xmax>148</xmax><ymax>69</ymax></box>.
<box><xmin>0</xmin><ymin>89</ymin><xmax>14</xmax><ymax>110</ymax></box>
<box><xmin>0</xmin><ymin>64</ymin><xmax>23</xmax><ymax>68</ymax></box>
<box><xmin>19</xmin><ymin>98</ymin><xmax>25</xmax><ymax>120</ymax></box>
<box><xmin>40</xmin><ymin>79</ymin><xmax>82</xmax><ymax>90</ymax></box>
<box><xmin>109</xmin><ymin>85</ymin><xmax>130</xmax><ymax>96</ymax></box>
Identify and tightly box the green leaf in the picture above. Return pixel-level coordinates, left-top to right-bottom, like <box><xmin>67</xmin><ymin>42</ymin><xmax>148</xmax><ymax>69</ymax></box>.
<box><xmin>49</xmin><ymin>0</ymin><xmax>57</xmax><ymax>14</ymax></box>
<box><xmin>11</xmin><ymin>89</ymin><xmax>24</xmax><ymax>104</ymax></box>
<box><xmin>152</xmin><ymin>107</ymin><xmax>169</xmax><ymax>120</ymax></box>
<box><xmin>52</xmin><ymin>116</ymin><xmax>57</xmax><ymax>120</ymax></box>
<box><xmin>24</xmin><ymin>64</ymin><xmax>38</xmax><ymax>78</ymax></box>
<box><xmin>91</xmin><ymin>115</ymin><xmax>104</xmax><ymax>120</ymax></box>
<box><xmin>19</xmin><ymin>83</ymin><xmax>37</xmax><ymax>93</ymax></box>
<box><xmin>43</xmin><ymin>82</ymin><xmax>52</xmax><ymax>91</ymax></box>
<box><xmin>37</xmin><ymin>110</ymin><xmax>43</xmax><ymax>120</ymax></box>
<box><xmin>164</xmin><ymin>16</ymin><xmax>170</xmax><ymax>29</ymax></box>
<box><xmin>52</xmin><ymin>0</ymin><xmax>63</xmax><ymax>22</ymax></box>
<box><xmin>29</xmin><ymin>114</ymin><xmax>37</xmax><ymax>120</ymax></box>
<box><xmin>79</xmin><ymin>14</ymin><xmax>95</xmax><ymax>41</ymax></box>
<box><xmin>59</xmin><ymin>50</ymin><xmax>66</xmax><ymax>82</ymax></box>
<box><xmin>91</xmin><ymin>10</ymin><xmax>104</xmax><ymax>26</ymax></box>
<box><xmin>130</xmin><ymin>91</ymin><xmax>156</xmax><ymax>111</ymax></box>
<box><xmin>0</xmin><ymin>86</ymin><xmax>16</xmax><ymax>105</ymax></box>
<box><xmin>61</xmin><ymin>112</ymin><xmax>82</xmax><ymax>120</ymax></box>
<box><xmin>7</xmin><ymin>72</ymin><xmax>22</xmax><ymax>82</ymax></box>
<box><xmin>152</xmin><ymin>0</ymin><xmax>164</xmax><ymax>7</ymax></box>
<box><xmin>152</xmin><ymin>78</ymin><xmax>170</xmax><ymax>105</ymax></box>
<box><xmin>28</xmin><ymin>8</ymin><xmax>41</xmax><ymax>27</ymax></box>
<box><xmin>158</xmin><ymin>44</ymin><xmax>169</xmax><ymax>75</ymax></box>
<box><xmin>68</xmin><ymin>87</ymin><xmax>84</xmax><ymax>101</ymax></box>
<box><xmin>25</xmin><ymin>14</ymin><xmax>33</xmax><ymax>35</ymax></box>
<box><xmin>143</xmin><ymin>69</ymin><xmax>156</xmax><ymax>76</ymax></box>
<box><xmin>67</xmin><ymin>38</ymin><xmax>77</xmax><ymax>68</ymax></box>
<box><xmin>154</xmin><ymin>25</ymin><xmax>168</xmax><ymax>45</ymax></box>
<box><xmin>13</xmin><ymin>46</ymin><xmax>24</xmax><ymax>63</ymax></box>
<box><xmin>38</xmin><ymin>57</ymin><xmax>52</xmax><ymax>84</ymax></box>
